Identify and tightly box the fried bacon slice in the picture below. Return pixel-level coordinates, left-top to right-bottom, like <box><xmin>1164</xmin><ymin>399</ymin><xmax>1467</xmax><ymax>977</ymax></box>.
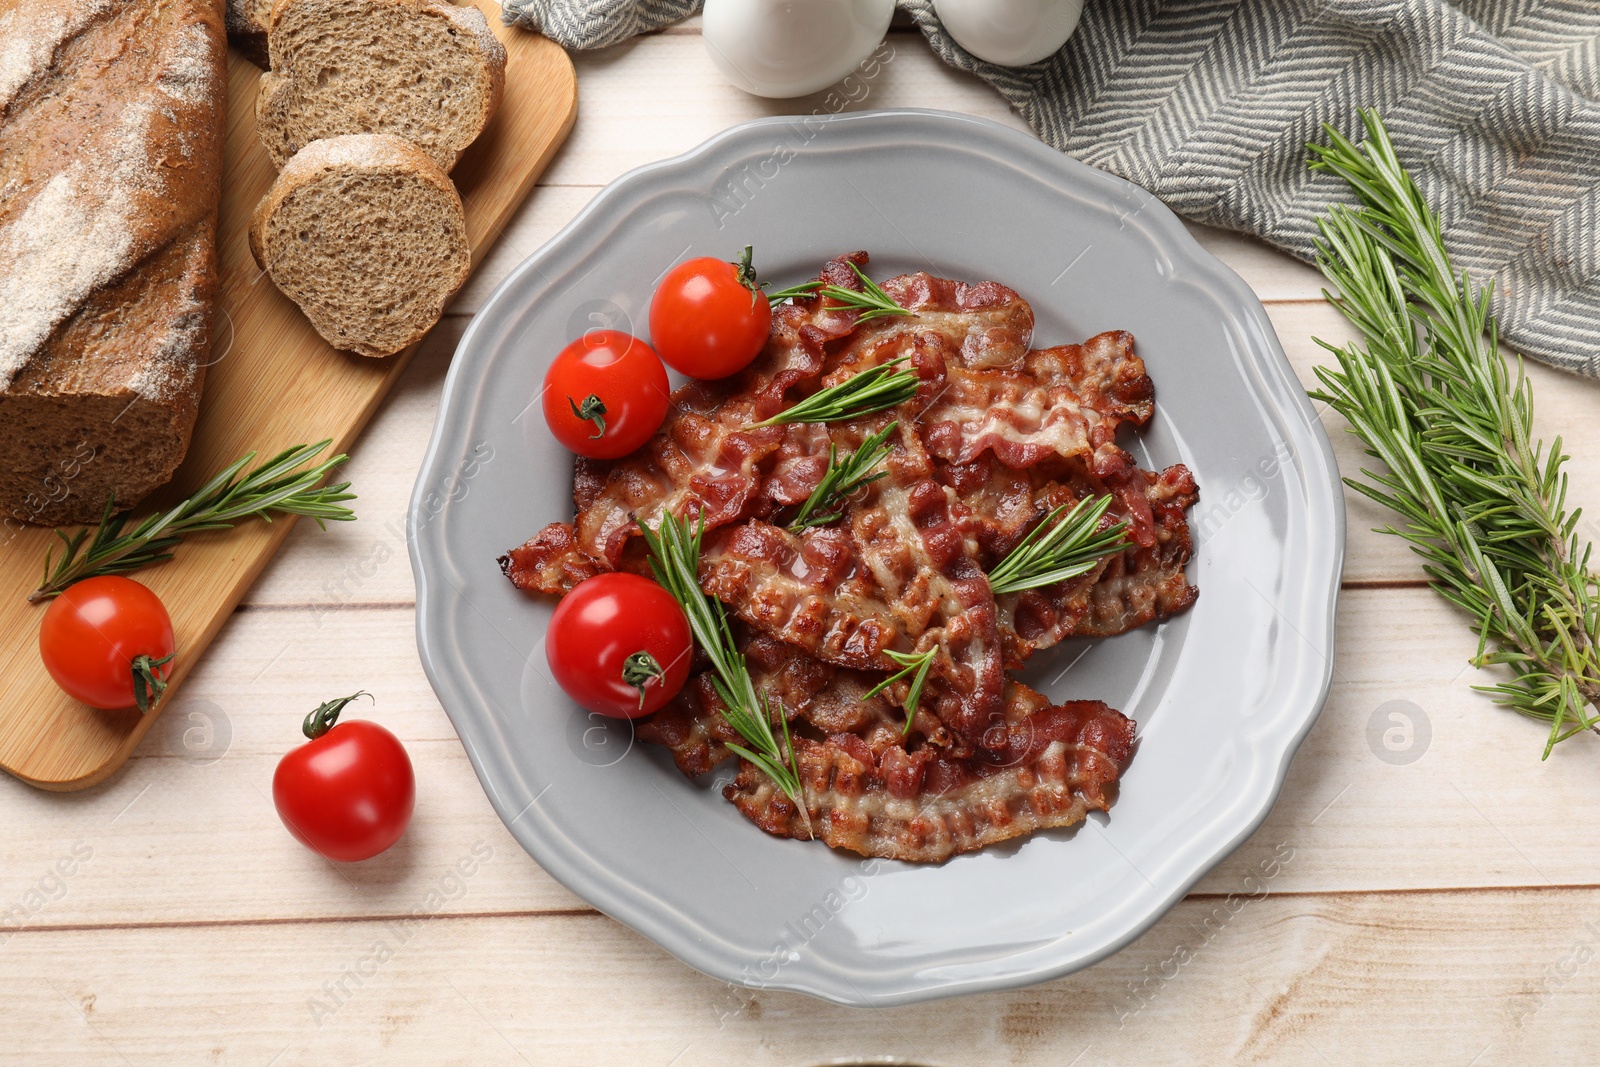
<box><xmin>699</xmin><ymin>415</ymin><xmax>1008</xmax><ymax>745</ymax></box>
<box><xmin>723</xmin><ymin>680</ymin><xmax>1135</xmax><ymax>862</ymax></box>
<box><xmin>919</xmin><ymin>331</ymin><xmax>1152</xmax><ymax>473</ymax></box>
<box><xmin>935</xmin><ymin>453</ymin><xmax>1200</xmax><ymax>662</ymax></box>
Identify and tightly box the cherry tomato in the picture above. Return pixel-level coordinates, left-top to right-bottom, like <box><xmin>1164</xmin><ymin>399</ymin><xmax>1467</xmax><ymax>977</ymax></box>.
<box><xmin>542</xmin><ymin>330</ymin><xmax>670</xmax><ymax>459</ymax></box>
<box><xmin>273</xmin><ymin>692</ymin><xmax>415</xmax><ymax>862</ymax></box>
<box><xmin>546</xmin><ymin>573</ymin><xmax>693</xmax><ymax>719</ymax></box>
<box><xmin>39</xmin><ymin>575</ymin><xmax>175</xmax><ymax>712</ymax></box>
<box><xmin>650</xmin><ymin>248</ymin><xmax>772</xmax><ymax>379</ymax></box>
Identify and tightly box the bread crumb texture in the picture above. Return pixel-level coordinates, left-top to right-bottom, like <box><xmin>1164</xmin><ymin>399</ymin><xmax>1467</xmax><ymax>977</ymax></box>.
<box><xmin>258</xmin><ymin>0</ymin><xmax>506</xmax><ymax>172</ymax></box>
<box><xmin>252</xmin><ymin>133</ymin><xmax>471</xmax><ymax>358</ymax></box>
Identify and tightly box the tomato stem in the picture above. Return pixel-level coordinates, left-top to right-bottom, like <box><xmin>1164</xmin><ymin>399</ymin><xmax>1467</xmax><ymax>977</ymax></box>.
<box><xmin>732</xmin><ymin>245</ymin><xmax>762</xmax><ymax>307</ymax></box>
<box><xmin>130</xmin><ymin>652</ymin><xmax>174</xmax><ymax>715</ymax></box>
<box><xmin>621</xmin><ymin>650</ymin><xmax>665</xmax><ymax>711</ymax></box>
<box><xmin>568</xmin><ymin>394</ymin><xmax>607</xmax><ymax>440</ymax></box>
<box><xmin>303</xmin><ymin>691</ymin><xmax>372</xmax><ymax>739</ymax></box>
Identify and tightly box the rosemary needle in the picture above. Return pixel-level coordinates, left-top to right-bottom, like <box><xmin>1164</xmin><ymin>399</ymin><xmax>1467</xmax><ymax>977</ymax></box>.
<box><xmin>32</xmin><ymin>442</ymin><xmax>356</xmax><ymax>602</ymax></box>
<box><xmin>817</xmin><ymin>262</ymin><xmax>914</xmax><ymax>323</ymax></box>
<box><xmin>749</xmin><ymin>358</ymin><xmax>920</xmax><ymax>428</ymax></box>
<box><xmin>986</xmin><ymin>495</ymin><xmax>1129</xmax><ymax>596</ymax></box>
<box><xmin>788</xmin><ymin>421</ymin><xmax>898</xmax><ymax>531</ymax></box>
<box><xmin>863</xmin><ymin>647</ymin><xmax>937</xmax><ymax>736</ymax></box>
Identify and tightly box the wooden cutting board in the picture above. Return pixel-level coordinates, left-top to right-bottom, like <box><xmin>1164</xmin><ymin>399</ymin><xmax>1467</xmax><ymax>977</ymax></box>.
<box><xmin>0</xmin><ymin>6</ymin><xmax>576</xmax><ymax>791</ymax></box>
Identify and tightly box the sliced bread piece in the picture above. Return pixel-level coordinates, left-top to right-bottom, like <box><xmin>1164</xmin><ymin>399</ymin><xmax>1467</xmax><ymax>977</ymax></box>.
<box><xmin>249</xmin><ymin>134</ymin><xmax>471</xmax><ymax>358</ymax></box>
<box><xmin>257</xmin><ymin>0</ymin><xmax>506</xmax><ymax>173</ymax></box>
<box><xmin>225</xmin><ymin>0</ymin><xmax>272</xmax><ymax>67</ymax></box>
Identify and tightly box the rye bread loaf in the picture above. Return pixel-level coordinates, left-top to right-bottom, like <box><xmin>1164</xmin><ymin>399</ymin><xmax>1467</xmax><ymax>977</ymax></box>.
<box><xmin>249</xmin><ymin>134</ymin><xmax>472</xmax><ymax>358</ymax></box>
<box><xmin>256</xmin><ymin>0</ymin><xmax>506</xmax><ymax>173</ymax></box>
<box><xmin>0</xmin><ymin>0</ymin><xmax>227</xmax><ymax>527</ymax></box>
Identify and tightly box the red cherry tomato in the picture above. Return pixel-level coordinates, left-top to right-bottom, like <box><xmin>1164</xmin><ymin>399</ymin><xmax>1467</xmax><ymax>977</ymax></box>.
<box><xmin>546</xmin><ymin>572</ymin><xmax>693</xmax><ymax>719</ymax></box>
<box><xmin>650</xmin><ymin>251</ymin><xmax>772</xmax><ymax>379</ymax></box>
<box><xmin>273</xmin><ymin>693</ymin><xmax>415</xmax><ymax>862</ymax></box>
<box><xmin>39</xmin><ymin>575</ymin><xmax>175</xmax><ymax>711</ymax></box>
<box><xmin>542</xmin><ymin>330</ymin><xmax>670</xmax><ymax>459</ymax></box>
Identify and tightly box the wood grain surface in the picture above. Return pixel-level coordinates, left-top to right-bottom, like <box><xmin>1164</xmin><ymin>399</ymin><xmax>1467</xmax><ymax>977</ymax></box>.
<box><xmin>5</xmin><ymin>21</ymin><xmax>1600</xmax><ymax>1067</ymax></box>
<box><xmin>0</xmin><ymin>4</ymin><xmax>575</xmax><ymax>791</ymax></box>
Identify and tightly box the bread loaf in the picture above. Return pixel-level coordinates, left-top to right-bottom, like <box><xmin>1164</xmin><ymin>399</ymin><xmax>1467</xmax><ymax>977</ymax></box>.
<box><xmin>256</xmin><ymin>0</ymin><xmax>506</xmax><ymax>173</ymax></box>
<box><xmin>0</xmin><ymin>0</ymin><xmax>227</xmax><ymax>526</ymax></box>
<box><xmin>249</xmin><ymin>134</ymin><xmax>472</xmax><ymax>358</ymax></box>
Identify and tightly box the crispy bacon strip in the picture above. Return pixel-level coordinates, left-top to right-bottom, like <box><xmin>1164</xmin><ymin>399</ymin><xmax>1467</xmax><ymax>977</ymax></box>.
<box><xmin>499</xmin><ymin>521</ymin><xmax>604</xmax><ymax>594</ymax></box>
<box><xmin>1071</xmin><ymin>462</ymin><xmax>1199</xmax><ymax>638</ymax></box>
<box><xmin>699</xmin><ymin>521</ymin><xmax>897</xmax><ymax>669</ymax></box>
<box><xmin>875</xmin><ymin>271</ymin><xmax>1035</xmax><ymax>368</ymax></box>
<box><xmin>722</xmin><ymin>681</ymin><xmax>1135</xmax><ymax>862</ymax></box>
<box><xmin>699</xmin><ymin>416</ymin><xmax>1007</xmax><ymax>746</ymax></box>
<box><xmin>919</xmin><ymin>332</ymin><xmax>1153</xmax><ymax>471</ymax></box>
<box><xmin>935</xmin><ymin>454</ymin><xmax>1200</xmax><ymax>660</ymax></box>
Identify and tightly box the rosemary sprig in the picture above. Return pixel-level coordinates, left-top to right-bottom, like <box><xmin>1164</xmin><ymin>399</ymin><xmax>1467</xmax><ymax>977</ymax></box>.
<box><xmin>749</xmin><ymin>358</ymin><xmax>920</xmax><ymax>428</ymax></box>
<box><xmin>821</xmin><ymin>262</ymin><xmax>913</xmax><ymax>324</ymax></box>
<box><xmin>766</xmin><ymin>280</ymin><xmax>823</xmax><ymax>305</ymax></box>
<box><xmin>788</xmin><ymin>422</ymin><xmax>898</xmax><ymax>531</ymax></box>
<box><xmin>864</xmin><ymin>647</ymin><xmax>936</xmax><ymax>737</ymax></box>
<box><xmin>639</xmin><ymin>511</ymin><xmax>804</xmax><ymax>801</ymax></box>
<box><xmin>32</xmin><ymin>442</ymin><xmax>356</xmax><ymax>602</ymax></box>
<box><xmin>1307</xmin><ymin>109</ymin><xmax>1600</xmax><ymax>757</ymax></box>
<box><xmin>987</xmin><ymin>495</ymin><xmax>1129</xmax><ymax>596</ymax></box>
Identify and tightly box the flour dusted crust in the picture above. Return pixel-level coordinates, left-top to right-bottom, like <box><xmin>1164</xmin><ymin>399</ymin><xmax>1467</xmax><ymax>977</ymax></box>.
<box><xmin>0</xmin><ymin>0</ymin><xmax>227</xmax><ymax>525</ymax></box>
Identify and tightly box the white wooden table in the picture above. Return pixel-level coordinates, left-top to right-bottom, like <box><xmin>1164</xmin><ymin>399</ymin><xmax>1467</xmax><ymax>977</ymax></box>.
<box><xmin>7</xmin><ymin>23</ymin><xmax>1600</xmax><ymax>1066</ymax></box>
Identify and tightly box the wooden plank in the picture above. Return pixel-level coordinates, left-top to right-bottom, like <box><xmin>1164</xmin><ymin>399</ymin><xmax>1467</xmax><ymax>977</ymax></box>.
<box><xmin>4</xmin><ymin>889</ymin><xmax>1598</xmax><ymax>1064</ymax></box>
<box><xmin>0</xmin><ymin>10</ymin><xmax>577</xmax><ymax>791</ymax></box>
<box><xmin>6</xmin><ymin>585</ymin><xmax>1600</xmax><ymax>934</ymax></box>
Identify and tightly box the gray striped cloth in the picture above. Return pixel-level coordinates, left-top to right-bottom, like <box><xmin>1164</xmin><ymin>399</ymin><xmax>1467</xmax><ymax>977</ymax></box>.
<box><xmin>503</xmin><ymin>0</ymin><xmax>1600</xmax><ymax>378</ymax></box>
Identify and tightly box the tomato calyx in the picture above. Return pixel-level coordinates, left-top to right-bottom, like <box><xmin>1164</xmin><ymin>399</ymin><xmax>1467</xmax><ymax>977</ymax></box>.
<box><xmin>732</xmin><ymin>245</ymin><xmax>763</xmax><ymax>306</ymax></box>
<box><xmin>621</xmin><ymin>650</ymin><xmax>666</xmax><ymax>711</ymax></box>
<box><xmin>130</xmin><ymin>652</ymin><xmax>174</xmax><ymax>715</ymax></box>
<box><xmin>567</xmin><ymin>394</ymin><xmax>607</xmax><ymax>439</ymax></box>
<box><xmin>303</xmin><ymin>690</ymin><xmax>372</xmax><ymax>739</ymax></box>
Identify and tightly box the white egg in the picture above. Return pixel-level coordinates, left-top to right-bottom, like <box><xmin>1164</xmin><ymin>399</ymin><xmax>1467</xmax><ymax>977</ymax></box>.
<box><xmin>934</xmin><ymin>0</ymin><xmax>1085</xmax><ymax>67</ymax></box>
<box><xmin>701</xmin><ymin>0</ymin><xmax>895</xmax><ymax>99</ymax></box>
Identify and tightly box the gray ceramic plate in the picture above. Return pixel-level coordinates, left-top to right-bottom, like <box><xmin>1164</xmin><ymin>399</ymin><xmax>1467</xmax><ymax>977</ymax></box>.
<box><xmin>410</xmin><ymin>109</ymin><xmax>1344</xmax><ymax>1007</ymax></box>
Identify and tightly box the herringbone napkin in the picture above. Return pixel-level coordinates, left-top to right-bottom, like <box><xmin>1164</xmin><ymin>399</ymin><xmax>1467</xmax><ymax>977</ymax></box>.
<box><xmin>503</xmin><ymin>0</ymin><xmax>1600</xmax><ymax>379</ymax></box>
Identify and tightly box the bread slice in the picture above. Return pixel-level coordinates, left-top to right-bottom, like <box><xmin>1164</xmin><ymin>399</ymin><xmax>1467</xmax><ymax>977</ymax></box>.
<box><xmin>256</xmin><ymin>0</ymin><xmax>506</xmax><ymax>173</ymax></box>
<box><xmin>224</xmin><ymin>0</ymin><xmax>272</xmax><ymax>67</ymax></box>
<box><xmin>0</xmin><ymin>0</ymin><xmax>226</xmax><ymax>526</ymax></box>
<box><xmin>250</xmin><ymin>134</ymin><xmax>471</xmax><ymax>358</ymax></box>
